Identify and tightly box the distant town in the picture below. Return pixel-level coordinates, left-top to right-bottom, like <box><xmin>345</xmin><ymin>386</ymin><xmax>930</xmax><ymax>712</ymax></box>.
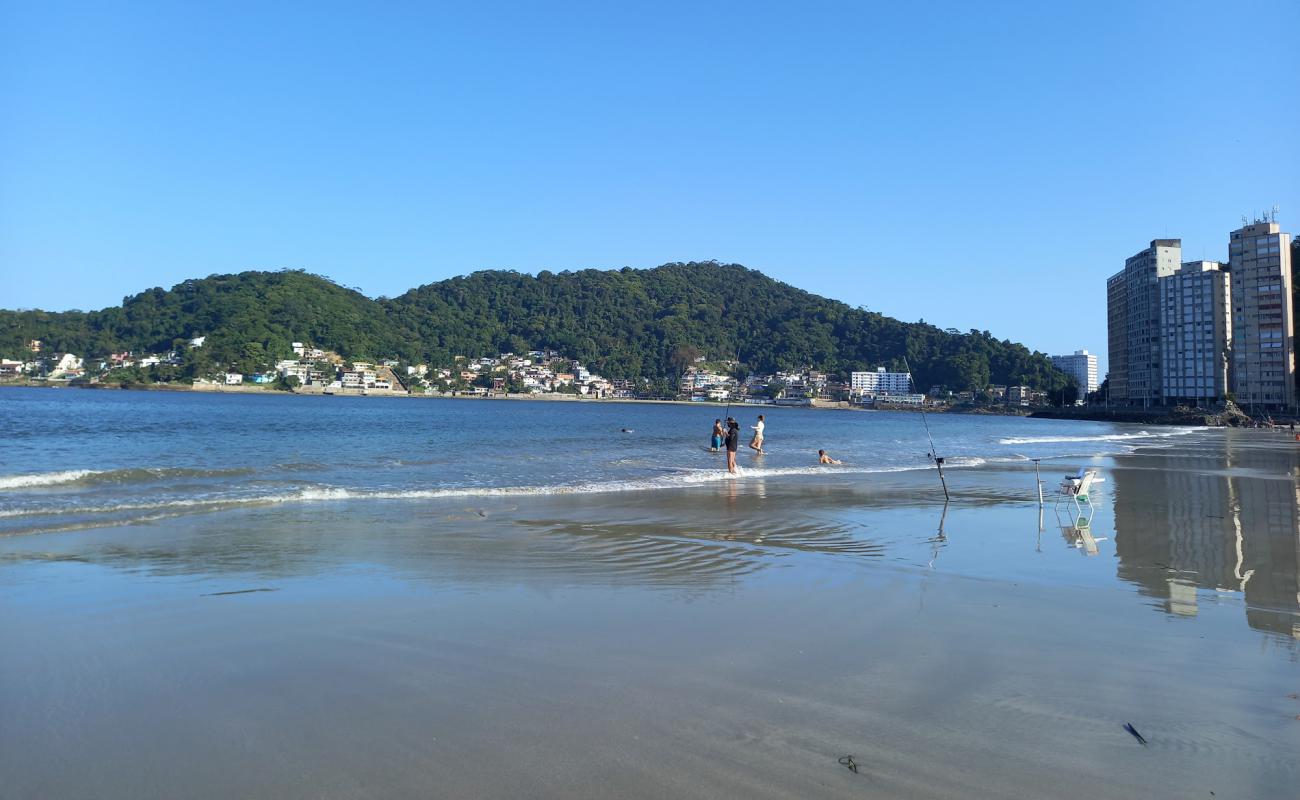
<box><xmin>1</xmin><ymin>337</ymin><xmax>1086</xmax><ymax>410</ymax></box>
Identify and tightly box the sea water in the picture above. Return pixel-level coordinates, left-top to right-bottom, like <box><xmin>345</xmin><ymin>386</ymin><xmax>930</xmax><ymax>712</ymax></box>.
<box><xmin>0</xmin><ymin>387</ymin><xmax>1208</xmax><ymax>536</ymax></box>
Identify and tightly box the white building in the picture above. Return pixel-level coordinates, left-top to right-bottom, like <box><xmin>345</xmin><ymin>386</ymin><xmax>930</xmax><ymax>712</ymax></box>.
<box><xmin>850</xmin><ymin>367</ymin><xmax>912</xmax><ymax>397</ymax></box>
<box><xmin>1050</xmin><ymin>349</ymin><xmax>1100</xmax><ymax>398</ymax></box>
<box><xmin>1159</xmin><ymin>262</ymin><xmax>1231</xmax><ymax>405</ymax></box>
<box><xmin>52</xmin><ymin>353</ymin><xmax>84</xmax><ymax>376</ymax></box>
<box><xmin>224</xmin><ymin>372</ymin><xmax>243</xmax><ymax>385</ymax></box>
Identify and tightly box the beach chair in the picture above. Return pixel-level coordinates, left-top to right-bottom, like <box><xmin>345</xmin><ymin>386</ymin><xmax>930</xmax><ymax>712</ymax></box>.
<box><xmin>1055</xmin><ymin>468</ymin><xmax>1098</xmax><ymax>526</ymax></box>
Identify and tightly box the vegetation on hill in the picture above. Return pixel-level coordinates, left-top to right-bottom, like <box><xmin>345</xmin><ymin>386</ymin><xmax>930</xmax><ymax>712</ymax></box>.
<box><xmin>1</xmin><ymin>262</ymin><xmax>1075</xmax><ymax>394</ymax></box>
<box><xmin>1</xmin><ymin>271</ymin><xmax>414</xmax><ymax>377</ymax></box>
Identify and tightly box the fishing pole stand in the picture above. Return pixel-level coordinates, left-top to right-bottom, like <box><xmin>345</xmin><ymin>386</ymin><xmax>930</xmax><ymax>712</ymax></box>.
<box><xmin>930</xmin><ymin>454</ymin><xmax>950</xmax><ymax>502</ymax></box>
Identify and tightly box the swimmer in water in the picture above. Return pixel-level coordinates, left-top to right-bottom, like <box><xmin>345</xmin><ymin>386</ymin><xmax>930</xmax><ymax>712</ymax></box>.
<box><xmin>818</xmin><ymin>449</ymin><xmax>841</xmax><ymax>465</ymax></box>
<box><xmin>710</xmin><ymin>419</ymin><xmax>723</xmax><ymax>452</ymax></box>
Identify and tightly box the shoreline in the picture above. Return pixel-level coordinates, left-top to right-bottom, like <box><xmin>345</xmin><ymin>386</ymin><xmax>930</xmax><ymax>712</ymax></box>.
<box><xmin>8</xmin><ymin>380</ymin><xmax>1283</xmax><ymax>425</ymax></box>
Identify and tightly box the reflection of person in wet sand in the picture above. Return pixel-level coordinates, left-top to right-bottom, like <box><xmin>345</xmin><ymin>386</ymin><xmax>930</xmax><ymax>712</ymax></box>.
<box><xmin>749</xmin><ymin>414</ymin><xmax>766</xmax><ymax>454</ymax></box>
<box><xmin>818</xmin><ymin>449</ymin><xmax>841</xmax><ymax>464</ymax></box>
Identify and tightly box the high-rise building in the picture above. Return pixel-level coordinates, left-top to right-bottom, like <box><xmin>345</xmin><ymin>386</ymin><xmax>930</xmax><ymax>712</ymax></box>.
<box><xmin>1228</xmin><ymin>220</ymin><xmax>1295</xmax><ymax>409</ymax></box>
<box><xmin>1158</xmin><ymin>261</ymin><xmax>1231</xmax><ymax>405</ymax></box>
<box><xmin>850</xmin><ymin>367</ymin><xmax>912</xmax><ymax>397</ymax></box>
<box><xmin>1106</xmin><ymin>270</ymin><xmax>1128</xmax><ymax>402</ymax></box>
<box><xmin>1108</xmin><ymin>239</ymin><xmax>1181</xmax><ymax>405</ymax></box>
<box><xmin>1050</xmin><ymin>349</ymin><xmax>1099</xmax><ymax>399</ymax></box>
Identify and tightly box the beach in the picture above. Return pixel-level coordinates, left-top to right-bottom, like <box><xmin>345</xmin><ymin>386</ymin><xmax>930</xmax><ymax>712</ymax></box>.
<box><xmin>1</xmin><ymin>389</ymin><xmax>1297</xmax><ymax>798</ymax></box>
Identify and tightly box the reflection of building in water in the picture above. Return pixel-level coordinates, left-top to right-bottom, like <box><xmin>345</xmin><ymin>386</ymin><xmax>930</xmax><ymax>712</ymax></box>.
<box><xmin>1111</xmin><ymin>438</ymin><xmax>1300</xmax><ymax>640</ymax></box>
<box><xmin>1232</xmin><ymin>473</ymin><xmax>1300</xmax><ymax>639</ymax></box>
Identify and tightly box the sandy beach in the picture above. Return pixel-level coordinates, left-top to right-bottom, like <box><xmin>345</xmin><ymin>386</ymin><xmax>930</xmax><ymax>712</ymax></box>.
<box><xmin>2</xmin><ymin>410</ymin><xmax>1297</xmax><ymax>799</ymax></box>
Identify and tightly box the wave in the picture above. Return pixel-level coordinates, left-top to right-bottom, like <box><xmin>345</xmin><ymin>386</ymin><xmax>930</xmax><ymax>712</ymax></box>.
<box><xmin>0</xmin><ymin>467</ymin><xmax>254</xmax><ymax>490</ymax></box>
<box><xmin>0</xmin><ymin>460</ymin><xmax>977</xmax><ymax>525</ymax></box>
<box><xmin>0</xmin><ymin>470</ymin><xmax>103</xmax><ymax>489</ymax></box>
<box><xmin>998</xmin><ymin>428</ymin><xmax>1206</xmax><ymax>446</ymax></box>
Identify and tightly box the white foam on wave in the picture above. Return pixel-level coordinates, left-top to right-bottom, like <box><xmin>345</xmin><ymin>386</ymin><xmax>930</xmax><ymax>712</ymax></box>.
<box><xmin>1</xmin><ymin>460</ymin><xmax>971</xmax><ymax>523</ymax></box>
<box><xmin>998</xmin><ymin>427</ymin><xmax>1206</xmax><ymax>446</ymax></box>
<box><xmin>0</xmin><ymin>470</ymin><xmax>100</xmax><ymax>489</ymax></box>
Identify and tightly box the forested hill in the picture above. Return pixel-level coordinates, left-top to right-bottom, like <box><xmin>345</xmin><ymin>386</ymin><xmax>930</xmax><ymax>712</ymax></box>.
<box><xmin>1</xmin><ymin>262</ymin><xmax>1072</xmax><ymax>392</ymax></box>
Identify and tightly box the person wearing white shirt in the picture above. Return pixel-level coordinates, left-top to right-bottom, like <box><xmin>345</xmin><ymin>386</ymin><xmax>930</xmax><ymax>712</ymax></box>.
<box><xmin>749</xmin><ymin>414</ymin><xmax>766</xmax><ymax>455</ymax></box>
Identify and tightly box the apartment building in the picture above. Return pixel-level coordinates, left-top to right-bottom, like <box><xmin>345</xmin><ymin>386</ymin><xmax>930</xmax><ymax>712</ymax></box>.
<box><xmin>850</xmin><ymin>367</ymin><xmax>912</xmax><ymax>397</ymax></box>
<box><xmin>1158</xmin><ymin>261</ymin><xmax>1231</xmax><ymax>405</ymax></box>
<box><xmin>1228</xmin><ymin>220</ymin><xmax>1295</xmax><ymax>409</ymax></box>
<box><xmin>1050</xmin><ymin>349</ymin><xmax>1099</xmax><ymax>397</ymax></box>
<box><xmin>1123</xmin><ymin>239</ymin><xmax>1182</xmax><ymax>406</ymax></box>
<box><xmin>1106</xmin><ymin>270</ymin><xmax>1128</xmax><ymax>402</ymax></box>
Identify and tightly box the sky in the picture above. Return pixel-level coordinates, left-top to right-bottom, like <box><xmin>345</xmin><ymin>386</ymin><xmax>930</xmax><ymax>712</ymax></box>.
<box><xmin>3</xmin><ymin>1</ymin><xmax>1298</xmax><ymax>374</ymax></box>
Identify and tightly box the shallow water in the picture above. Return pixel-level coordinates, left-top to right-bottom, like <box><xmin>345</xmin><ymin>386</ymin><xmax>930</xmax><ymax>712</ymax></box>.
<box><xmin>1</xmin><ymin>388</ymin><xmax>1297</xmax><ymax>799</ymax></box>
<box><xmin>0</xmin><ymin>387</ymin><xmax>1207</xmax><ymax>534</ymax></box>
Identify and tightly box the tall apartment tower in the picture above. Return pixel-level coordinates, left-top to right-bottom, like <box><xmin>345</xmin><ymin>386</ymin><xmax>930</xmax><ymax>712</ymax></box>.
<box><xmin>1106</xmin><ymin>271</ymin><xmax>1128</xmax><ymax>402</ymax></box>
<box><xmin>1111</xmin><ymin>239</ymin><xmax>1182</xmax><ymax>405</ymax></box>
<box><xmin>1051</xmin><ymin>349</ymin><xmax>1099</xmax><ymax>397</ymax></box>
<box><xmin>1229</xmin><ymin>220</ymin><xmax>1295</xmax><ymax>409</ymax></box>
<box><xmin>1159</xmin><ymin>261</ymin><xmax>1231</xmax><ymax>405</ymax></box>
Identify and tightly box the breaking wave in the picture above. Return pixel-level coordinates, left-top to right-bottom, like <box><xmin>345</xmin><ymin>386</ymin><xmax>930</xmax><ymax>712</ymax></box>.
<box><xmin>0</xmin><ymin>470</ymin><xmax>99</xmax><ymax>489</ymax></box>
<box><xmin>998</xmin><ymin>428</ymin><xmax>1206</xmax><ymax>446</ymax></box>
<box><xmin>0</xmin><ymin>467</ymin><xmax>255</xmax><ymax>490</ymax></box>
<box><xmin>0</xmin><ymin>459</ymin><xmax>987</xmax><ymax>527</ymax></box>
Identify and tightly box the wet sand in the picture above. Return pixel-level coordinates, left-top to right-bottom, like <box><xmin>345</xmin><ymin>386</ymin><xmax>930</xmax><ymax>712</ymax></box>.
<box><xmin>2</xmin><ymin>432</ymin><xmax>1298</xmax><ymax>798</ymax></box>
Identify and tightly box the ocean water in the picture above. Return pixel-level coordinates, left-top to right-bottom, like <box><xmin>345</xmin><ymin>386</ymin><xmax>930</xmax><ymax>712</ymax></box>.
<box><xmin>0</xmin><ymin>388</ymin><xmax>1208</xmax><ymax>536</ymax></box>
<box><xmin>3</xmin><ymin>387</ymin><xmax>1299</xmax><ymax>799</ymax></box>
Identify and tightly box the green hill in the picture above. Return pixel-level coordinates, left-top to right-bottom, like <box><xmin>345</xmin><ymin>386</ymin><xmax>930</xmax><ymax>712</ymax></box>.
<box><xmin>0</xmin><ymin>263</ymin><xmax>1073</xmax><ymax>394</ymax></box>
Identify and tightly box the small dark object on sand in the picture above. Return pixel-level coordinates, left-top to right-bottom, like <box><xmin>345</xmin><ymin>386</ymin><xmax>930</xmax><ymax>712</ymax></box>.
<box><xmin>837</xmin><ymin>755</ymin><xmax>859</xmax><ymax>774</ymax></box>
<box><xmin>1123</xmin><ymin>723</ymin><xmax>1148</xmax><ymax>746</ymax></box>
<box><xmin>204</xmin><ymin>588</ymin><xmax>279</xmax><ymax>597</ymax></box>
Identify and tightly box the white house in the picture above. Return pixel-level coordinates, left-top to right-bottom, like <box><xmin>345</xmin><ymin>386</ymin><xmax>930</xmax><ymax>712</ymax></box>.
<box><xmin>224</xmin><ymin>372</ymin><xmax>243</xmax><ymax>385</ymax></box>
<box><xmin>52</xmin><ymin>353</ymin><xmax>84</xmax><ymax>377</ymax></box>
<box><xmin>188</xmin><ymin>336</ymin><xmax>206</xmax><ymax>348</ymax></box>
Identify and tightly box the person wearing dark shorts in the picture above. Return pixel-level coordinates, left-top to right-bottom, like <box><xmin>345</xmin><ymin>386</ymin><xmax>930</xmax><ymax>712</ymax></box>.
<box><xmin>725</xmin><ymin>419</ymin><xmax>740</xmax><ymax>474</ymax></box>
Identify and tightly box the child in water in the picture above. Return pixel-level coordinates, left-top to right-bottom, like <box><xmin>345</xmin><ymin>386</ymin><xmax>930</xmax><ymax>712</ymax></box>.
<box><xmin>818</xmin><ymin>449</ymin><xmax>842</xmax><ymax>465</ymax></box>
<box><xmin>711</xmin><ymin>419</ymin><xmax>724</xmax><ymax>452</ymax></box>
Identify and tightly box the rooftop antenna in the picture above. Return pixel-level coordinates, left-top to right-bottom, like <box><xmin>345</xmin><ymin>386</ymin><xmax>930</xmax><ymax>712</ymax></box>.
<box><xmin>1271</xmin><ymin>205</ymin><xmax>1280</xmax><ymax>223</ymax></box>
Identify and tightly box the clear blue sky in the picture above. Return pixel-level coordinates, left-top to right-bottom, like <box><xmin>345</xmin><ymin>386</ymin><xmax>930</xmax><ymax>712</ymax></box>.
<box><xmin>3</xmin><ymin>1</ymin><xmax>1298</xmax><ymax>373</ymax></box>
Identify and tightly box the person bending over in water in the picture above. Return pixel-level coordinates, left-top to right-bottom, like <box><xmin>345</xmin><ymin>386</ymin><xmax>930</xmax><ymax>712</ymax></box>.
<box><xmin>725</xmin><ymin>419</ymin><xmax>740</xmax><ymax>474</ymax></box>
<box><xmin>749</xmin><ymin>414</ymin><xmax>766</xmax><ymax>455</ymax></box>
<box><xmin>818</xmin><ymin>449</ymin><xmax>842</xmax><ymax>465</ymax></box>
<box><xmin>710</xmin><ymin>418</ymin><xmax>724</xmax><ymax>452</ymax></box>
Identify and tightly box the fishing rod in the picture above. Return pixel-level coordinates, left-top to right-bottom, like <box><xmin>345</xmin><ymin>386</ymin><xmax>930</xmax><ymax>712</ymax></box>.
<box><xmin>724</xmin><ymin>346</ymin><xmax>740</xmax><ymax>422</ymax></box>
<box><xmin>904</xmin><ymin>357</ymin><xmax>949</xmax><ymax>502</ymax></box>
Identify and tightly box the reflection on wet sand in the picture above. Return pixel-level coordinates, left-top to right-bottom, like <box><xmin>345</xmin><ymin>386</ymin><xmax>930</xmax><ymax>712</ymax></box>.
<box><xmin>1112</xmin><ymin>432</ymin><xmax>1300</xmax><ymax>641</ymax></box>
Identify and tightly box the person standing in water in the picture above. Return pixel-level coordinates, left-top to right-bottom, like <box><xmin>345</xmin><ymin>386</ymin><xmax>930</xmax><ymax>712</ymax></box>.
<box><xmin>749</xmin><ymin>414</ymin><xmax>766</xmax><ymax>455</ymax></box>
<box><xmin>710</xmin><ymin>419</ymin><xmax>724</xmax><ymax>452</ymax></box>
<box><xmin>724</xmin><ymin>419</ymin><xmax>740</xmax><ymax>474</ymax></box>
